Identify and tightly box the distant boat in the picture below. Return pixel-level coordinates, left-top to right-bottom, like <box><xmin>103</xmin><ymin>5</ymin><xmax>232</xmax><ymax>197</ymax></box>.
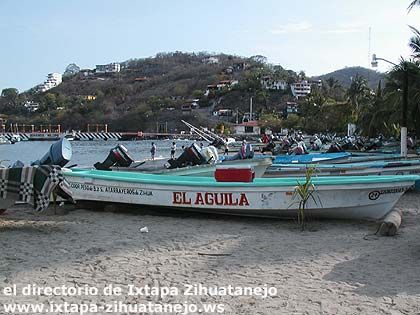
<box><xmin>0</xmin><ymin>136</ymin><xmax>11</xmax><ymax>145</ymax></box>
<box><xmin>27</xmin><ymin>132</ymin><xmax>62</xmax><ymax>141</ymax></box>
<box><xmin>63</xmin><ymin>169</ymin><xmax>418</xmax><ymax>220</ymax></box>
<box><xmin>10</xmin><ymin>134</ymin><xmax>21</xmax><ymax>143</ymax></box>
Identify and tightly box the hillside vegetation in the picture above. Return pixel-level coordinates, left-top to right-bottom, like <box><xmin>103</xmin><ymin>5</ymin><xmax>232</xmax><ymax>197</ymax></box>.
<box><xmin>3</xmin><ymin>51</ymin><xmax>419</xmax><ymax>138</ymax></box>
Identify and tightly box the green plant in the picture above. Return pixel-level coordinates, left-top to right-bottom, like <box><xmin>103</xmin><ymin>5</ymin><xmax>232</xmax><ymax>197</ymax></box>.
<box><xmin>290</xmin><ymin>167</ymin><xmax>320</xmax><ymax>231</ymax></box>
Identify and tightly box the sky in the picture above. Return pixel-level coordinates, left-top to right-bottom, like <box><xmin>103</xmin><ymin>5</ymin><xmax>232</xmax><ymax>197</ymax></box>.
<box><xmin>1</xmin><ymin>0</ymin><xmax>419</xmax><ymax>92</ymax></box>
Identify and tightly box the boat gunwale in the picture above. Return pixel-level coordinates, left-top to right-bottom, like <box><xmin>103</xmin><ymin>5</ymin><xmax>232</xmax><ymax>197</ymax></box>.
<box><xmin>64</xmin><ymin>168</ymin><xmax>419</xmax><ymax>188</ymax></box>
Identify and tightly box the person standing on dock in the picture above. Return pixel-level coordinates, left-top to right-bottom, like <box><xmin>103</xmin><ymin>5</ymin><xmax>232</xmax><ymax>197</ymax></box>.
<box><xmin>170</xmin><ymin>141</ymin><xmax>176</xmax><ymax>159</ymax></box>
<box><xmin>150</xmin><ymin>142</ymin><xmax>157</xmax><ymax>160</ymax></box>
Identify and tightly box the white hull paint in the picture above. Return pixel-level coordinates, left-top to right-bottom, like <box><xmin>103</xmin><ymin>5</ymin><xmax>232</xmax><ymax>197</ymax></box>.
<box><xmin>64</xmin><ymin>171</ymin><xmax>414</xmax><ymax>220</ymax></box>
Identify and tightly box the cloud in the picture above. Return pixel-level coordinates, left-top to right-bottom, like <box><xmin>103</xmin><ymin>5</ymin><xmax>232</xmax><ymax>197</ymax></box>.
<box><xmin>270</xmin><ymin>21</ymin><xmax>312</xmax><ymax>34</ymax></box>
<box><xmin>321</xmin><ymin>23</ymin><xmax>365</xmax><ymax>34</ymax></box>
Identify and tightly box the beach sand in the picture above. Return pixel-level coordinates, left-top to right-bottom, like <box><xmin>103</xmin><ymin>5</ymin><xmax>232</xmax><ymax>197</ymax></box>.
<box><xmin>1</xmin><ymin>192</ymin><xmax>420</xmax><ymax>314</ymax></box>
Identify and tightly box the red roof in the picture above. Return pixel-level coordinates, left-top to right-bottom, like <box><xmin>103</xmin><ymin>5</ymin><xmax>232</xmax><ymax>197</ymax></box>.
<box><xmin>236</xmin><ymin>121</ymin><xmax>259</xmax><ymax>127</ymax></box>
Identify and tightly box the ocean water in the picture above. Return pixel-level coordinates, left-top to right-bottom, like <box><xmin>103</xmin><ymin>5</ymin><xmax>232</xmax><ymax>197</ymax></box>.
<box><xmin>0</xmin><ymin>139</ymin><xmax>200</xmax><ymax>168</ymax></box>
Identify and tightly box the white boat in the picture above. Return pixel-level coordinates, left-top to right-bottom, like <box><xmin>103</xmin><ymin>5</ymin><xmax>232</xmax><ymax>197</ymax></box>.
<box><xmin>10</xmin><ymin>134</ymin><xmax>21</xmax><ymax>143</ymax></box>
<box><xmin>63</xmin><ymin>169</ymin><xmax>418</xmax><ymax>220</ymax></box>
<box><xmin>0</xmin><ymin>136</ymin><xmax>11</xmax><ymax>145</ymax></box>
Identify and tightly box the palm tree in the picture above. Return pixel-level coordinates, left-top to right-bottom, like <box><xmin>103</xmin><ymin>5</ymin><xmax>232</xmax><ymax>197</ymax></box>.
<box><xmin>326</xmin><ymin>77</ymin><xmax>340</xmax><ymax>89</ymax></box>
<box><xmin>408</xmin><ymin>0</ymin><xmax>420</xmax><ymax>12</ymax></box>
<box><xmin>387</xmin><ymin>59</ymin><xmax>420</xmax><ymax>136</ymax></box>
<box><xmin>409</xmin><ymin>26</ymin><xmax>420</xmax><ymax>59</ymax></box>
<box><xmin>346</xmin><ymin>74</ymin><xmax>370</xmax><ymax>121</ymax></box>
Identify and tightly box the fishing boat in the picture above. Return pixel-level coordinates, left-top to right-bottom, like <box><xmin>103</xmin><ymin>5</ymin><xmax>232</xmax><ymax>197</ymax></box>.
<box><xmin>267</xmin><ymin>159</ymin><xmax>420</xmax><ymax>177</ymax></box>
<box><xmin>63</xmin><ymin>168</ymin><xmax>418</xmax><ymax>220</ymax></box>
<box><xmin>272</xmin><ymin>152</ymin><xmax>351</xmax><ymax>164</ymax></box>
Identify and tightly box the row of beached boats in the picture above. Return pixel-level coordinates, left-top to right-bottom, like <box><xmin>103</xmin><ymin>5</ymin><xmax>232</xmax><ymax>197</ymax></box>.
<box><xmin>56</xmin><ymin>140</ymin><xmax>419</xmax><ymax>221</ymax></box>
<box><xmin>1</xmin><ymin>138</ymin><xmax>419</xmax><ymax>221</ymax></box>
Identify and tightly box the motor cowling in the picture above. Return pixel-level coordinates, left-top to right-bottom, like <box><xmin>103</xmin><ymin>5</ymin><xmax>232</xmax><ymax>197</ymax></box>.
<box><xmin>94</xmin><ymin>145</ymin><xmax>134</xmax><ymax>170</ymax></box>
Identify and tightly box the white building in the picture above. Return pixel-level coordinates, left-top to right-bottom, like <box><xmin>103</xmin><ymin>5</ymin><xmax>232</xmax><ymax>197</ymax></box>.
<box><xmin>260</xmin><ymin>76</ymin><xmax>287</xmax><ymax>90</ymax></box>
<box><xmin>205</xmin><ymin>80</ymin><xmax>239</xmax><ymax>96</ymax></box>
<box><xmin>95</xmin><ymin>63</ymin><xmax>121</xmax><ymax>73</ymax></box>
<box><xmin>290</xmin><ymin>80</ymin><xmax>322</xmax><ymax>99</ymax></box>
<box><xmin>24</xmin><ymin>100</ymin><xmax>40</xmax><ymax>112</ymax></box>
<box><xmin>202</xmin><ymin>57</ymin><xmax>219</xmax><ymax>64</ymax></box>
<box><xmin>40</xmin><ymin>73</ymin><xmax>62</xmax><ymax>92</ymax></box>
<box><xmin>233</xmin><ymin>121</ymin><xmax>260</xmax><ymax>135</ymax></box>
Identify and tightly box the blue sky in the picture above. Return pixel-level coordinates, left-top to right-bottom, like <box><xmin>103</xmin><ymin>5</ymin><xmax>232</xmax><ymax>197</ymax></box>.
<box><xmin>1</xmin><ymin>0</ymin><xmax>419</xmax><ymax>91</ymax></box>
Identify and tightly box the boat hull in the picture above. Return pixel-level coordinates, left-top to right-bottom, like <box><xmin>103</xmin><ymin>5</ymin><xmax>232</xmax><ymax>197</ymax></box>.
<box><xmin>64</xmin><ymin>170</ymin><xmax>416</xmax><ymax>220</ymax></box>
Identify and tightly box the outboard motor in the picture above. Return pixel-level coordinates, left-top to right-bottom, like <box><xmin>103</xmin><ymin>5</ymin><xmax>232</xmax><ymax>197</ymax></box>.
<box><xmin>209</xmin><ymin>138</ymin><xmax>225</xmax><ymax>149</ymax></box>
<box><xmin>200</xmin><ymin>146</ymin><xmax>219</xmax><ymax>163</ymax></box>
<box><xmin>327</xmin><ymin>142</ymin><xmax>343</xmax><ymax>153</ymax></box>
<box><xmin>167</xmin><ymin>143</ymin><xmax>207</xmax><ymax>169</ymax></box>
<box><xmin>31</xmin><ymin>138</ymin><xmax>72</xmax><ymax>167</ymax></box>
<box><xmin>94</xmin><ymin>144</ymin><xmax>134</xmax><ymax>170</ymax></box>
<box><xmin>407</xmin><ymin>137</ymin><xmax>415</xmax><ymax>149</ymax></box>
<box><xmin>261</xmin><ymin>141</ymin><xmax>276</xmax><ymax>154</ymax></box>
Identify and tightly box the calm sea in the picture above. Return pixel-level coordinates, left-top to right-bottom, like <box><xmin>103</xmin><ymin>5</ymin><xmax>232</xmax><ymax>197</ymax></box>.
<box><xmin>0</xmin><ymin>139</ymin><xmax>201</xmax><ymax>168</ymax></box>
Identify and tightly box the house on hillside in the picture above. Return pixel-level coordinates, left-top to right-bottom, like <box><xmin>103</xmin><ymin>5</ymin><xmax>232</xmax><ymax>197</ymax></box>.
<box><xmin>24</xmin><ymin>101</ymin><xmax>40</xmax><ymax>112</ymax></box>
<box><xmin>202</xmin><ymin>57</ymin><xmax>219</xmax><ymax>64</ymax></box>
<box><xmin>213</xmin><ymin>109</ymin><xmax>233</xmax><ymax>121</ymax></box>
<box><xmin>181</xmin><ymin>99</ymin><xmax>199</xmax><ymax>115</ymax></box>
<box><xmin>290</xmin><ymin>80</ymin><xmax>322</xmax><ymax>99</ymax></box>
<box><xmin>223</xmin><ymin>66</ymin><xmax>234</xmax><ymax>74</ymax></box>
<box><xmin>233</xmin><ymin>121</ymin><xmax>260</xmax><ymax>135</ymax></box>
<box><xmin>80</xmin><ymin>69</ymin><xmax>95</xmax><ymax>78</ymax></box>
<box><xmin>95</xmin><ymin>63</ymin><xmax>121</xmax><ymax>74</ymax></box>
<box><xmin>233</xmin><ymin>62</ymin><xmax>250</xmax><ymax>71</ymax></box>
<box><xmin>205</xmin><ymin>80</ymin><xmax>239</xmax><ymax>96</ymax></box>
<box><xmin>39</xmin><ymin>73</ymin><xmax>62</xmax><ymax>92</ymax></box>
<box><xmin>260</xmin><ymin>76</ymin><xmax>287</xmax><ymax>90</ymax></box>
<box><xmin>283</xmin><ymin>102</ymin><xmax>299</xmax><ymax>117</ymax></box>
<box><xmin>83</xmin><ymin>95</ymin><xmax>97</xmax><ymax>101</ymax></box>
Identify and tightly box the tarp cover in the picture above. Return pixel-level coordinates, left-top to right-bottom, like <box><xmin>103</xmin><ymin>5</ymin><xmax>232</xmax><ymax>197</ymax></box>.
<box><xmin>0</xmin><ymin>165</ymin><xmax>73</xmax><ymax>212</ymax></box>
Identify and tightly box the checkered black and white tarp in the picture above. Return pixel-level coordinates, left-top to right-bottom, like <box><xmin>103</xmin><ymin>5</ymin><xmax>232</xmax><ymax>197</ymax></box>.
<box><xmin>0</xmin><ymin>165</ymin><xmax>73</xmax><ymax>212</ymax></box>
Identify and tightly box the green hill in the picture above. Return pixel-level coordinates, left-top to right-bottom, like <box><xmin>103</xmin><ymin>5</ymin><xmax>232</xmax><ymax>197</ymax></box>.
<box><xmin>0</xmin><ymin>54</ymin><xmax>386</xmax><ymax>133</ymax></box>
<box><xmin>313</xmin><ymin>66</ymin><xmax>385</xmax><ymax>89</ymax></box>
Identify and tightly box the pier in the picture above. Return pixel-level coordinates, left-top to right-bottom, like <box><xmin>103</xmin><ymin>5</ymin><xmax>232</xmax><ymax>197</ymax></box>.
<box><xmin>0</xmin><ymin>131</ymin><xmax>201</xmax><ymax>141</ymax></box>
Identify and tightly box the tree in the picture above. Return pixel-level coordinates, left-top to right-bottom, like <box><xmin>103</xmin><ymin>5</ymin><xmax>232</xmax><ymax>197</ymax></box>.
<box><xmin>409</xmin><ymin>26</ymin><xmax>420</xmax><ymax>59</ymax></box>
<box><xmin>408</xmin><ymin>0</ymin><xmax>420</xmax><ymax>12</ymax></box>
<box><xmin>387</xmin><ymin>59</ymin><xmax>420</xmax><ymax>137</ymax></box>
<box><xmin>298</xmin><ymin>71</ymin><xmax>306</xmax><ymax>80</ymax></box>
<box><xmin>282</xmin><ymin>114</ymin><xmax>303</xmax><ymax>130</ymax></box>
<box><xmin>1</xmin><ymin>88</ymin><xmax>19</xmax><ymax>107</ymax></box>
<box><xmin>346</xmin><ymin>74</ymin><xmax>370</xmax><ymax>122</ymax></box>
<box><xmin>259</xmin><ymin>113</ymin><xmax>282</xmax><ymax>132</ymax></box>
<box><xmin>249</xmin><ymin>55</ymin><xmax>267</xmax><ymax>64</ymax></box>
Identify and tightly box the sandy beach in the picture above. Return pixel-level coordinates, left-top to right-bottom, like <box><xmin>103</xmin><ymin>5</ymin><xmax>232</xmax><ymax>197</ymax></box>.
<box><xmin>1</xmin><ymin>192</ymin><xmax>420</xmax><ymax>314</ymax></box>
